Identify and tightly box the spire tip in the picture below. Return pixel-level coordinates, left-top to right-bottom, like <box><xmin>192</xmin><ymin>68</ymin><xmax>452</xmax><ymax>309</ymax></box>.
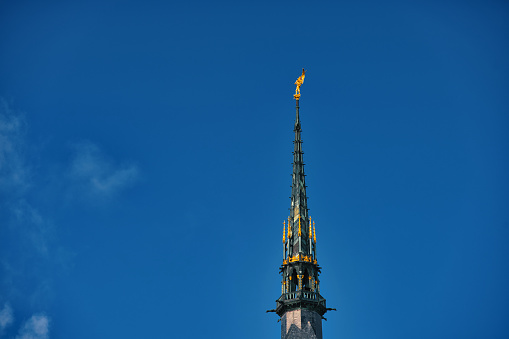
<box><xmin>293</xmin><ymin>69</ymin><xmax>306</xmax><ymax>100</ymax></box>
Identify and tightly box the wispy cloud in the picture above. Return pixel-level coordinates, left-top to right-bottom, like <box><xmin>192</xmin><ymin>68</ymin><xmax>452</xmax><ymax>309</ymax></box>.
<box><xmin>11</xmin><ymin>200</ymin><xmax>53</xmax><ymax>257</ymax></box>
<box><xmin>0</xmin><ymin>102</ymin><xmax>53</xmax><ymax>308</ymax></box>
<box><xmin>1</xmin><ymin>100</ymin><xmax>139</xmax><ymax>339</ymax></box>
<box><xmin>69</xmin><ymin>141</ymin><xmax>138</xmax><ymax>197</ymax></box>
<box><xmin>0</xmin><ymin>99</ymin><xmax>29</xmax><ymax>193</ymax></box>
<box><xmin>15</xmin><ymin>314</ymin><xmax>49</xmax><ymax>339</ymax></box>
<box><xmin>0</xmin><ymin>303</ymin><xmax>14</xmax><ymax>334</ymax></box>
<box><xmin>0</xmin><ymin>102</ymin><xmax>53</xmax><ymax>338</ymax></box>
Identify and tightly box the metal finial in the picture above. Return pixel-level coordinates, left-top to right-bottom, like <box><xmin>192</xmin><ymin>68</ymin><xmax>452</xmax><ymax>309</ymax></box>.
<box><xmin>293</xmin><ymin>68</ymin><xmax>306</xmax><ymax>100</ymax></box>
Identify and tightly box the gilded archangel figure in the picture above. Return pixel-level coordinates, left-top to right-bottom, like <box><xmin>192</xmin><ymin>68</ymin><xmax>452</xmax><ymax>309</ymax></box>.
<box><xmin>294</xmin><ymin>68</ymin><xmax>306</xmax><ymax>100</ymax></box>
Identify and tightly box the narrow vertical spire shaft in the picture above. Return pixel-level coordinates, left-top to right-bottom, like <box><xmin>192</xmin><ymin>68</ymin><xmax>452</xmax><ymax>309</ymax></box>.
<box><xmin>296</xmin><ymin>99</ymin><xmax>300</xmax><ymax>127</ymax></box>
<box><xmin>269</xmin><ymin>71</ymin><xmax>332</xmax><ymax>336</ymax></box>
<box><xmin>290</xmin><ymin>98</ymin><xmax>310</xmax><ymax>256</ymax></box>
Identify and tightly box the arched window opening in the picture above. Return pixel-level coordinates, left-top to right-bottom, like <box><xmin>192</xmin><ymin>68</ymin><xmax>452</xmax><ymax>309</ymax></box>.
<box><xmin>291</xmin><ymin>270</ymin><xmax>298</xmax><ymax>292</ymax></box>
<box><xmin>303</xmin><ymin>270</ymin><xmax>310</xmax><ymax>291</ymax></box>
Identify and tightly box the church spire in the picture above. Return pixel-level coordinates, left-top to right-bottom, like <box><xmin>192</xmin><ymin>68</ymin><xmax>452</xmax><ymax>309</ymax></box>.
<box><xmin>267</xmin><ymin>70</ymin><xmax>334</xmax><ymax>339</ymax></box>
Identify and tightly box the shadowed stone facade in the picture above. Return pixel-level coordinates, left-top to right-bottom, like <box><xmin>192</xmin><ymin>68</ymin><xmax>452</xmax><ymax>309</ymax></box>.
<box><xmin>281</xmin><ymin>309</ymin><xmax>322</xmax><ymax>339</ymax></box>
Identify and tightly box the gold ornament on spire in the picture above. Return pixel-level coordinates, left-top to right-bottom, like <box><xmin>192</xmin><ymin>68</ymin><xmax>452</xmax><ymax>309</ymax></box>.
<box><xmin>293</xmin><ymin>68</ymin><xmax>306</xmax><ymax>100</ymax></box>
<box><xmin>283</xmin><ymin>221</ymin><xmax>286</xmax><ymax>243</ymax></box>
<box><xmin>309</xmin><ymin>217</ymin><xmax>312</xmax><ymax>239</ymax></box>
<box><xmin>298</xmin><ymin>215</ymin><xmax>302</xmax><ymax>237</ymax></box>
<box><xmin>313</xmin><ymin>221</ymin><xmax>316</xmax><ymax>243</ymax></box>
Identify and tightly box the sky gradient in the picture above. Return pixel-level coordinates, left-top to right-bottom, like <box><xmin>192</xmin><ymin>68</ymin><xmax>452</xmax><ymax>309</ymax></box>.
<box><xmin>1</xmin><ymin>1</ymin><xmax>508</xmax><ymax>338</ymax></box>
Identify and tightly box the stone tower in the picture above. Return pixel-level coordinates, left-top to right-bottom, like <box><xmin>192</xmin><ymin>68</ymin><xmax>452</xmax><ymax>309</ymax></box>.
<box><xmin>267</xmin><ymin>70</ymin><xmax>334</xmax><ymax>339</ymax></box>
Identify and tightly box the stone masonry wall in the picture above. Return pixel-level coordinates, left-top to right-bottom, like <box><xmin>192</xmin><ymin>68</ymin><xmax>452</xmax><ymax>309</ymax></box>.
<box><xmin>281</xmin><ymin>309</ymin><xmax>322</xmax><ymax>339</ymax></box>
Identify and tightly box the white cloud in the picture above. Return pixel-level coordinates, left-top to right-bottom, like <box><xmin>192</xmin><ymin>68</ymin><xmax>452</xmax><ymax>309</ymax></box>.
<box><xmin>69</xmin><ymin>141</ymin><xmax>138</xmax><ymax>197</ymax></box>
<box><xmin>0</xmin><ymin>101</ymin><xmax>138</xmax><ymax>338</ymax></box>
<box><xmin>11</xmin><ymin>201</ymin><xmax>52</xmax><ymax>256</ymax></box>
<box><xmin>0</xmin><ymin>102</ymin><xmax>53</xmax><ymax>337</ymax></box>
<box><xmin>0</xmin><ymin>303</ymin><xmax>14</xmax><ymax>332</ymax></box>
<box><xmin>0</xmin><ymin>100</ymin><xmax>29</xmax><ymax>192</ymax></box>
<box><xmin>15</xmin><ymin>314</ymin><xmax>49</xmax><ymax>339</ymax></box>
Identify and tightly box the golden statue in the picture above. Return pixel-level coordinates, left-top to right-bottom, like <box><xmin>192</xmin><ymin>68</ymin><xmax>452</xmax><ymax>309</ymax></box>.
<box><xmin>293</xmin><ymin>68</ymin><xmax>306</xmax><ymax>100</ymax></box>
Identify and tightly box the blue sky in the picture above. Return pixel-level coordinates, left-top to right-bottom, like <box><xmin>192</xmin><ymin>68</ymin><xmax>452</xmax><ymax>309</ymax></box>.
<box><xmin>0</xmin><ymin>1</ymin><xmax>508</xmax><ymax>338</ymax></box>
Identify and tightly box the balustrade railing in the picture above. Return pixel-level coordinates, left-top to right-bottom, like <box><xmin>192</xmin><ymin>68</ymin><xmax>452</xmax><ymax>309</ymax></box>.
<box><xmin>280</xmin><ymin>290</ymin><xmax>322</xmax><ymax>302</ymax></box>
